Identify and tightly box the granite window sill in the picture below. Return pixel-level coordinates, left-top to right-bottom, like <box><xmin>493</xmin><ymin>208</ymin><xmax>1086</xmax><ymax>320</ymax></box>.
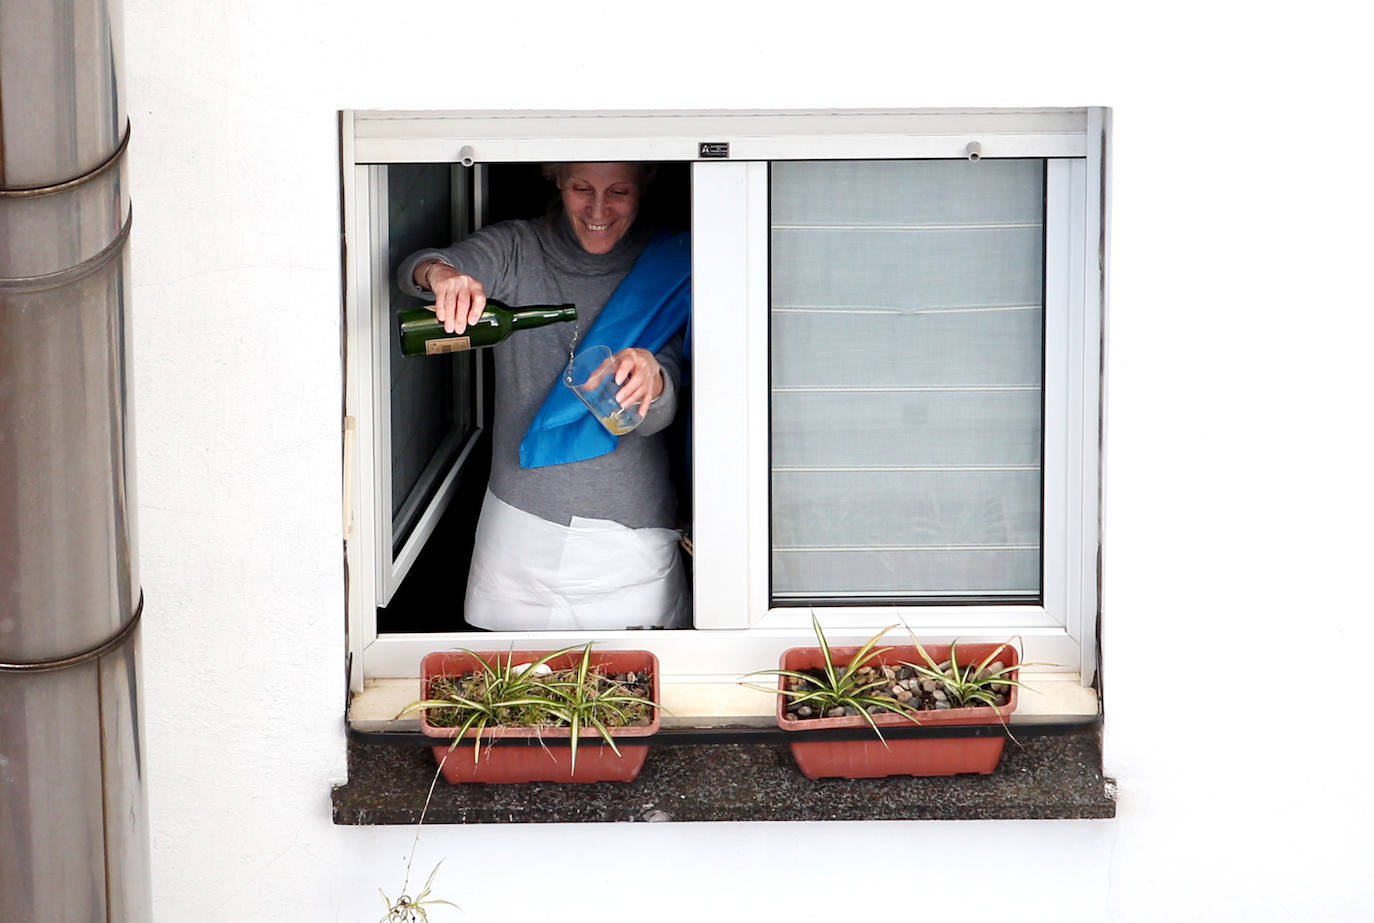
<box><xmin>331</xmin><ymin>723</ymin><xmax>1115</xmax><ymax>824</ymax></box>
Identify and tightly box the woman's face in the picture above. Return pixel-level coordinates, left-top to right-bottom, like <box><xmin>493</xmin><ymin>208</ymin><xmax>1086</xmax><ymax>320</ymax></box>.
<box><xmin>558</xmin><ymin>163</ymin><xmax>645</xmax><ymax>254</ymax></box>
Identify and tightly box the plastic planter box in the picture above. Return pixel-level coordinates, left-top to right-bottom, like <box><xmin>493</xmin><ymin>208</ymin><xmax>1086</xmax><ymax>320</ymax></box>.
<box><xmin>418</xmin><ymin>648</ymin><xmax>660</xmax><ymax>784</ymax></box>
<box><xmin>776</xmin><ymin>641</ymin><xmax>1019</xmax><ymax>779</ymax></box>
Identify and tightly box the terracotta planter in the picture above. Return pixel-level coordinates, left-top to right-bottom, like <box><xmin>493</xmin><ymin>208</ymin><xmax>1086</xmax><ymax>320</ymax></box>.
<box><xmin>418</xmin><ymin>649</ymin><xmax>660</xmax><ymax>784</ymax></box>
<box><xmin>776</xmin><ymin>641</ymin><xmax>1019</xmax><ymax>779</ymax></box>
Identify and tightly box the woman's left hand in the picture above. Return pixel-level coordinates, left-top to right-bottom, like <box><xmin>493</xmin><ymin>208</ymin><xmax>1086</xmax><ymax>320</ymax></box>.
<box><xmin>611</xmin><ymin>348</ymin><xmax>664</xmax><ymax>418</ymax></box>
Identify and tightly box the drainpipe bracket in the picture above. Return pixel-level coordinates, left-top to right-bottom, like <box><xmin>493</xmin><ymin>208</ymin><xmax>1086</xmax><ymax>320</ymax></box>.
<box><xmin>0</xmin><ymin>591</ymin><xmax>144</xmax><ymax>673</ymax></box>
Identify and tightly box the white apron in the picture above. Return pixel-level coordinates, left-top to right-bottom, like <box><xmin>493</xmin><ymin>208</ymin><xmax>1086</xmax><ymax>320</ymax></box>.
<box><xmin>464</xmin><ymin>489</ymin><xmax>691</xmax><ymax>631</ymax></box>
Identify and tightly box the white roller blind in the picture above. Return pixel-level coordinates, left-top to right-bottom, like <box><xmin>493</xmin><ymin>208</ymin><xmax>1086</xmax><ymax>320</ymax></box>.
<box><xmin>770</xmin><ymin>160</ymin><xmax>1045</xmax><ymax>600</ymax></box>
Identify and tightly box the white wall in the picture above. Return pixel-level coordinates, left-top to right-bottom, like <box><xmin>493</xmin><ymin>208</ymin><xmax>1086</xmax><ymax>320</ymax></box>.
<box><xmin>123</xmin><ymin>2</ymin><xmax>1373</xmax><ymax>920</ymax></box>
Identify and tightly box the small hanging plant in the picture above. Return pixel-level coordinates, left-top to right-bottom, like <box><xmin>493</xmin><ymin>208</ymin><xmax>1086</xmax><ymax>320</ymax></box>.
<box><xmin>380</xmin><ymin>860</ymin><xmax>457</xmax><ymax>922</ymax></box>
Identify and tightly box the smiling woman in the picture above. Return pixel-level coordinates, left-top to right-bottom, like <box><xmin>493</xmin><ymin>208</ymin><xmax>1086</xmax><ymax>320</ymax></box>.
<box><xmin>396</xmin><ymin>160</ymin><xmax>692</xmax><ymax>634</ymax></box>
<box><xmin>543</xmin><ymin>162</ymin><xmax>657</xmax><ymax>254</ymax></box>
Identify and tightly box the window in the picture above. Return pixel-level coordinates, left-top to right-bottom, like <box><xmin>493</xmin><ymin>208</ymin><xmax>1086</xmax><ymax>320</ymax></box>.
<box><xmin>342</xmin><ymin>109</ymin><xmax>1106</xmax><ymax>715</ymax></box>
<box><xmin>769</xmin><ymin>159</ymin><xmax>1045</xmax><ymax>602</ymax></box>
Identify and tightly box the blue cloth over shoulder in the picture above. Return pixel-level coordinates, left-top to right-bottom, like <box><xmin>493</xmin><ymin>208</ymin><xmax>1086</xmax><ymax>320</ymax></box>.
<box><xmin>519</xmin><ymin>230</ymin><xmax>691</xmax><ymax>469</ymax></box>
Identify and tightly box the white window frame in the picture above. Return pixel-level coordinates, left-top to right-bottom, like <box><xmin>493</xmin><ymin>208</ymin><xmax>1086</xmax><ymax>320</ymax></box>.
<box><xmin>342</xmin><ymin>108</ymin><xmax>1107</xmax><ymax>698</ymax></box>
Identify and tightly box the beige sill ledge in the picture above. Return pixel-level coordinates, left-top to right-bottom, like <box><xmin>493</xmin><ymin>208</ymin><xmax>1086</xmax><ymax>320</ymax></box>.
<box><xmin>347</xmin><ymin>671</ymin><xmax>1098</xmax><ymax>734</ymax></box>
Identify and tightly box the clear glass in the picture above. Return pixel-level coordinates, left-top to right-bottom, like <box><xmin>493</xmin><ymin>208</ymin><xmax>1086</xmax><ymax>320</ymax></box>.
<box><xmin>564</xmin><ymin>345</ymin><xmax>644</xmax><ymax>436</ymax></box>
<box><xmin>770</xmin><ymin>159</ymin><xmax>1045</xmax><ymax>601</ymax></box>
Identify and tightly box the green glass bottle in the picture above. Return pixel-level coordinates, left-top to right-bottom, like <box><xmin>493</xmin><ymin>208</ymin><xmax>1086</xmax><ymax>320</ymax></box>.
<box><xmin>397</xmin><ymin>299</ymin><xmax>577</xmax><ymax>357</ymax></box>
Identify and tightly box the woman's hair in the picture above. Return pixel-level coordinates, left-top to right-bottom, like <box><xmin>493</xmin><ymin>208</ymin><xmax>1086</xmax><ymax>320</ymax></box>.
<box><xmin>540</xmin><ymin>162</ymin><xmax>658</xmax><ymax>187</ymax></box>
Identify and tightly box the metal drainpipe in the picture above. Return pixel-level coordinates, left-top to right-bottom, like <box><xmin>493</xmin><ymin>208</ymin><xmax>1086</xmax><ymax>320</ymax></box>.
<box><xmin>0</xmin><ymin>0</ymin><xmax>151</xmax><ymax>919</ymax></box>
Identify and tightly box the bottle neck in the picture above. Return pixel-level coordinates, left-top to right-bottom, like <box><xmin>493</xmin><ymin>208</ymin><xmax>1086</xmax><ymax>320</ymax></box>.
<box><xmin>507</xmin><ymin>304</ymin><xmax>578</xmax><ymax>330</ymax></box>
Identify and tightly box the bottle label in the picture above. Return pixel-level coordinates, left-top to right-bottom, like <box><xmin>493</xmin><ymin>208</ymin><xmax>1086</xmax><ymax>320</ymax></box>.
<box><xmin>425</xmin><ymin>336</ymin><xmax>472</xmax><ymax>354</ymax></box>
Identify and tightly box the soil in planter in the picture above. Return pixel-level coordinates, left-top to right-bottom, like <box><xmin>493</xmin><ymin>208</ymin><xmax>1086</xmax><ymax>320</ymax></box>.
<box><xmin>783</xmin><ymin>662</ymin><xmax>1012</xmax><ymax>721</ymax></box>
<box><xmin>424</xmin><ymin>668</ymin><xmax>655</xmax><ymax>730</ymax></box>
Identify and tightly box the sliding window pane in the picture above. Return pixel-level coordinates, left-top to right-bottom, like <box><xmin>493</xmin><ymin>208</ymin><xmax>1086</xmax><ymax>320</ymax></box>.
<box><xmin>770</xmin><ymin>160</ymin><xmax>1044</xmax><ymax>601</ymax></box>
<box><xmin>387</xmin><ymin>164</ymin><xmax>476</xmax><ymax>554</ymax></box>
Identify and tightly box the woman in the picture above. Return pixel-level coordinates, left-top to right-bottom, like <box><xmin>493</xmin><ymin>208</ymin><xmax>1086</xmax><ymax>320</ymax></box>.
<box><xmin>398</xmin><ymin>162</ymin><xmax>690</xmax><ymax>631</ymax></box>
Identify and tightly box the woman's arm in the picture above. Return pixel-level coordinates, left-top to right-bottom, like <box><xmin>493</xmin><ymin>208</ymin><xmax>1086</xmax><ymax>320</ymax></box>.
<box><xmin>413</xmin><ymin>260</ymin><xmax>487</xmax><ymax>334</ymax></box>
<box><xmin>618</xmin><ymin>329</ymin><xmax>685</xmax><ymax>435</ymax></box>
<box><xmin>610</xmin><ymin>347</ymin><xmax>665</xmax><ymax>418</ymax></box>
<box><xmin>395</xmin><ymin>223</ymin><xmax>521</xmax><ymax>333</ymax></box>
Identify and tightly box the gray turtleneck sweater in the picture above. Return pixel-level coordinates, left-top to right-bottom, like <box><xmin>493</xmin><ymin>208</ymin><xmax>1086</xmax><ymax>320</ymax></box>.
<box><xmin>397</xmin><ymin>214</ymin><xmax>685</xmax><ymax>530</ymax></box>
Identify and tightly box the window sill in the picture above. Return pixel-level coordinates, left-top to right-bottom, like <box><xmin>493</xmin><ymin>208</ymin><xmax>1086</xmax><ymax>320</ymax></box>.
<box><xmin>346</xmin><ymin>671</ymin><xmax>1101</xmax><ymax>732</ymax></box>
<box><xmin>330</xmin><ymin>723</ymin><xmax>1115</xmax><ymax>825</ymax></box>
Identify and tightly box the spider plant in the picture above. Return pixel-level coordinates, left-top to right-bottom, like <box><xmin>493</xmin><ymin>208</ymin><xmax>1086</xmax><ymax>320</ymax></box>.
<box><xmin>743</xmin><ymin>614</ymin><xmax>920</xmax><ymax>743</ymax></box>
<box><xmin>400</xmin><ymin>643</ymin><xmax>660</xmax><ymax>773</ymax></box>
<box><xmin>540</xmin><ymin>642</ymin><xmax>659</xmax><ymax>772</ymax></box>
<box><xmin>901</xmin><ymin>632</ymin><xmax>1034</xmax><ymax>708</ymax></box>
<box><xmin>399</xmin><ymin>645</ymin><xmax>582</xmax><ymax>763</ymax></box>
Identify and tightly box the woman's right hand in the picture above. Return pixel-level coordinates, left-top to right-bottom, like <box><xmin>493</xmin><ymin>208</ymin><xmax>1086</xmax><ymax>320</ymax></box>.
<box><xmin>420</xmin><ymin>261</ymin><xmax>487</xmax><ymax>334</ymax></box>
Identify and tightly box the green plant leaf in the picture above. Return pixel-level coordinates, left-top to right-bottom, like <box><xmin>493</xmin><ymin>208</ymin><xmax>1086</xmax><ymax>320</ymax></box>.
<box><xmin>973</xmin><ymin>641</ymin><xmax>1010</xmax><ymax>676</ymax></box>
<box><xmin>567</xmin><ymin>710</ymin><xmax>581</xmax><ymax>773</ymax></box>
<box><xmin>841</xmin><ymin>625</ymin><xmax>897</xmax><ymax>683</ymax></box>
<box><xmin>809</xmin><ymin>614</ymin><xmax>840</xmax><ymax>690</ymax></box>
<box><xmin>397</xmin><ymin>696</ymin><xmax>490</xmax><ymax>719</ymax></box>
<box><xmin>738</xmin><ymin>617</ymin><xmax>923</xmax><ymax>742</ymax></box>
<box><xmin>585</xmin><ymin>714</ymin><xmax>623</xmax><ymax>758</ymax></box>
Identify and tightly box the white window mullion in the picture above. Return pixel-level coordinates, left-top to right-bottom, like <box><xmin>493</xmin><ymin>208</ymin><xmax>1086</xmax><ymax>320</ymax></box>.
<box><xmin>1078</xmin><ymin>109</ymin><xmax>1107</xmax><ymax>682</ymax></box>
<box><xmin>1063</xmin><ymin>160</ymin><xmax>1089</xmax><ymax>653</ymax></box>
<box><xmin>691</xmin><ymin>161</ymin><xmax>770</xmax><ymax>628</ymax></box>
<box><xmin>342</xmin><ymin>117</ymin><xmax>365</xmax><ymax>694</ymax></box>
<box><xmin>347</xmin><ymin>164</ymin><xmax>383</xmax><ymax>690</ymax></box>
<box><xmin>1048</xmin><ymin>154</ymin><xmax>1101</xmax><ymax>685</ymax></box>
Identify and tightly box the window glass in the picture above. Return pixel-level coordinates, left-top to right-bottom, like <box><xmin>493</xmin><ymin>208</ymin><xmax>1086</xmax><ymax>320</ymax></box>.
<box><xmin>770</xmin><ymin>160</ymin><xmax>1045</xmax><ymax>601</ymax></box>
<box><xmin>386</xmin><ymin>164</ymin><xmax>477</xmax><ymax>554</ymax></box>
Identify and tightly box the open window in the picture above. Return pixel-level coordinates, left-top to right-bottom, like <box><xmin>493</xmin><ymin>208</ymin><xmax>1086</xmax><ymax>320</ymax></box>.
<box><xmin>342</xmin><ymin>109</ymin><xmax>1107</xmax><ymax>722</ymax></box>
<box><xmin>348</xmin><ymin>162</ymin><xmax>480</xmax><ymax>611</ymax></box>
<box><xmin>345</xmin><ymin>158</ymin><xmax>692</xmax><ymax>632</ymax></box>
